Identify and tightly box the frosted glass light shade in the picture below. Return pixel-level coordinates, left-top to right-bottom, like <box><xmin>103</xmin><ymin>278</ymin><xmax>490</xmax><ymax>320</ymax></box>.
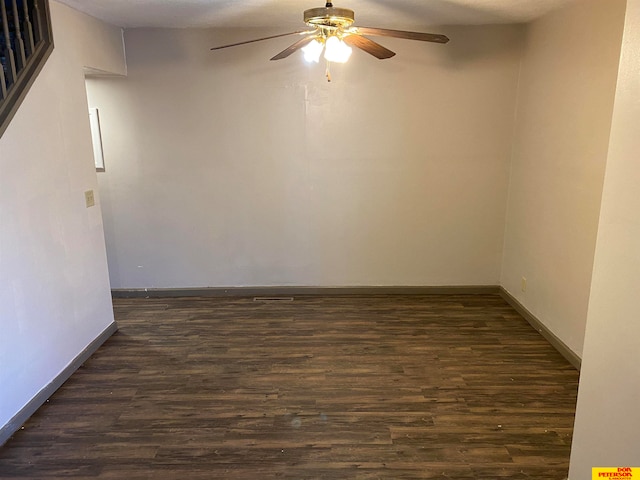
<box><xmin>302</xmin><ymin>39</ymin><xmax>324</xmax><ymax>63</ymax></box>
<box><xmin>324</xmin><ymin>36</ymin><xmax>352</xmax><ymax>63</ymax></box>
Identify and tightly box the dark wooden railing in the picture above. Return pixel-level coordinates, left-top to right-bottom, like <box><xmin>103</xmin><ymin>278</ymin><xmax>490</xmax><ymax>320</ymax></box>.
<box><xmin>1</xmin><ymin>0</ymin><xmax>53</xmax><ymax>138</ymax></box>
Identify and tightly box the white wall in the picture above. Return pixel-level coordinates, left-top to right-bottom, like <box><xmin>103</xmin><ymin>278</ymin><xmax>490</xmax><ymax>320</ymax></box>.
<box><xmin>87</xmin><ymin>25</ymin><xmax>522</xmax><ymax>289</ymax></box>
<box><xmin>569</xmin><ymin>0</ymin><xmax>640</xmax><ymax>475</ymax></box>
<box><xmin>0</xmin><ymin>1</ymin><xmax>126</xmax><ymax>429</ymax></box>
<box><xmin>500</xmin><ymin>0</ymin><xmax>625</xmax><ymax>357</ymax></box>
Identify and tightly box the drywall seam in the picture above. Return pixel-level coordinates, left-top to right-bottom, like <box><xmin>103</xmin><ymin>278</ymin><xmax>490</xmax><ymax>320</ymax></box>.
<box><xmin>499</xmin><ymin>30</ymin><xmax>526</xmax><ymax>283</ymax></box>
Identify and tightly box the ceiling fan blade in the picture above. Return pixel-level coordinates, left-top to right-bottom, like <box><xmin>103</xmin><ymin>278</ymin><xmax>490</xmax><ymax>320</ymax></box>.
<box><xmin>270</xmin><ymin>35</ymin><xmax>316</xmax><ymax>61</ymax></box>
<box><xmin>343</xmin><ymin>34</ymin><xmax>395</xmax><ymax>59</ymax></box>
<box><xmin>355</xmin><ymin>27</ymin><xmax>449</xmax><ymax>44</ymax></box>
<box><xmin>211</xmin><ymin>31</ymin><xmax>313</xmax><ymax>51</ymax></box>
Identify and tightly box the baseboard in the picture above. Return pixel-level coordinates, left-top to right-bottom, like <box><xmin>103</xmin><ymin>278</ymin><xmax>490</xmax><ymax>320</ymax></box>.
<box><xmin>113</xmin><ymin>286</ymin><xmax>580</xmax><ymax>370</ymax></box>
<box><xmin>112</xmin><ymin>285</ymin><xmax>501</xmax><ymax>298</ymax></box>
<box><xmin>0</xmin><ymin>321</ymin><xmax>118</xmax><ymax>446</ymax></box>
<box><xmin>499</xmin><ymin>287</ymin><xmax>581</xmax><ymax>371</ymax></box>
<box><xmin>0</xmin><ymin>289</ymin><xmax>577</xmax><ymax>446</ymax></box>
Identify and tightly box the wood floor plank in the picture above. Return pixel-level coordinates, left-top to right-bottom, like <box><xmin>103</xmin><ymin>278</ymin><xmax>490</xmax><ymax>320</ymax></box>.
<box><xmin>0</xmin><ymin>294</ymin><xmax>579</xmax><ymax>479</ymax></box>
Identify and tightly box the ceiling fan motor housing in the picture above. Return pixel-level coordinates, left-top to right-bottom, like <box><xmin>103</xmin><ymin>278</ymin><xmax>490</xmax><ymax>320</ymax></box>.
<box><xmin>304</xmin><ymin>5</ymin><xmax>355</xmax><ymax>29</ymax></box>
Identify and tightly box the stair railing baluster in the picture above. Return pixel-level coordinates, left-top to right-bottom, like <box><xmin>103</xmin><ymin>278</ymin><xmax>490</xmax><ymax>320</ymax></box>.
<box><xmin>1</xmin><ymin>63</ymin><xmax>6</xmax><ymax>100</ymax></box>
<box><xmin>1</xmin><ymin>0</ymin><xmax>53</xmax><ymax>138</ymax></box>
<box><xmin>22</xmin><ymin>0</ymin><xmax>34</xmax><ymax>57</ymax></box>
<box><xmin>11</xmin><ymin>0</ymin><xmax>26</xmax><ymax>71</ymax></box>
<box><xmin>1</xmin><ymin>0</ymin><xmax>17</xmax><ymax>86</ymax></box>
<box><xmin>31</xmin><ymin>0</ymin><xmax>42</xmax><ymax>43</ymax></box>
<box><xmin>1</xmin><ymin>0</ymin><xmax>8</xmax><ymax>98</ymax></box>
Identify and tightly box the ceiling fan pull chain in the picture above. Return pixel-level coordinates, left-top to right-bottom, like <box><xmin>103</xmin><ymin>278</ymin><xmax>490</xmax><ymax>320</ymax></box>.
<box><xmin>325</xmin><ymin>61</ymin><xmax>332</xmax><ymax>82</ymax></box>
<box><xmin>325</xmin><ymin>2</ymin><xmax>333</xmax><ymax>7</ymax></box>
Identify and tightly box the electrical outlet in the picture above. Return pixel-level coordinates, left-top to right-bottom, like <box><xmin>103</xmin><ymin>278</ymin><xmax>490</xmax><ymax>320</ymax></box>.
<box><xmin>84</xmin><ymin>190</ymin><xmax>95</xmax><ymax>208</ymax></box>
<box><xmin>521</xmin><ymin>277</ymin><xmax>527</xmax><ymax>292</ymax></box>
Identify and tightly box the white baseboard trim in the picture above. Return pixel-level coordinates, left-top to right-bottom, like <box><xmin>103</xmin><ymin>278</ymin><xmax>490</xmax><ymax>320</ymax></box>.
<box><xmin>499</xmin><ymin>287</ymin><xmax>581</xmax><ymax>370</ymax></box>
<box><xmin>0</xmin><ymin>321</ymin><xmax>118</xmax><ymax>446</ymax></box>
<box><xmin>111</xmin><ymin>285</ymin><xmax>501</xmax><ymax>298</ymax></box>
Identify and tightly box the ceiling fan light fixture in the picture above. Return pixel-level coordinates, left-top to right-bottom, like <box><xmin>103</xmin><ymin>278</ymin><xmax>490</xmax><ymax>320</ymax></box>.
<box><xmin>302</xmin><ymin>38</ymin><xmax>324</xmax><ymax>63</ymax></box>
<box><xmin>324</xmin><ymin>35</ymin><xmax>352</xmax><ymax>63</ymax></box>
<box><xmin>211</xmin><ymin>3</ymin><xmax>451</xmax><ymax>79</ymax></box>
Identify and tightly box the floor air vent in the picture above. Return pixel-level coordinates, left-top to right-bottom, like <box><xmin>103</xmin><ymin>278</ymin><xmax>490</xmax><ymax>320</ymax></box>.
<box><xmin>253</xmin><ymin>297</ymin><xmax>294</xmax><ymax>302</ymax></box>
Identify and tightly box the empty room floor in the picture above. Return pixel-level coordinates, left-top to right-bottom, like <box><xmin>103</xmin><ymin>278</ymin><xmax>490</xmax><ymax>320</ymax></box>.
<box><xmin>0</xmin><ymin>294</ymin><xmax>579</xmax><ymax>479</ymax></box>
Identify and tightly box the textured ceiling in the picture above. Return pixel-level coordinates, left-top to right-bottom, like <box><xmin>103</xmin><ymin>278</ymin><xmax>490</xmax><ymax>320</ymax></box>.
<box><xmin>57</xmin><ymin>0</ymin><xmax>578</xmax><ymax>29</ymax></box>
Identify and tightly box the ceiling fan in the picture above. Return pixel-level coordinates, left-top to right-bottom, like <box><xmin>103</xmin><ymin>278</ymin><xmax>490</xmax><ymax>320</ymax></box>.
<box><xmin>211</xmin><ymin>2</ymin><xmax>450</xmax><ymax>81</ymax></box>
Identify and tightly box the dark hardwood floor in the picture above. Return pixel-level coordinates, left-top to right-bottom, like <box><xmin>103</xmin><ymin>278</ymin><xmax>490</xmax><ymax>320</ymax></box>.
<box><xmin>0</xmin><ymin>294</ymin><xmax>579</xmax><ymax>479</ymax></box>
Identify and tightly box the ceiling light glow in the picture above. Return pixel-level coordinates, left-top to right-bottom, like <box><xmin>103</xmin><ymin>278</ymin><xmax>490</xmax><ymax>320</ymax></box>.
<box><xmin>323</xmin><ymin>35</ymin><xmax>352</xmax><ymax>63</ymax></box>
<box><xmin>302</xmin><ymin>38</ymin><xmax>324</xmax><ymax>63</ymax></box>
